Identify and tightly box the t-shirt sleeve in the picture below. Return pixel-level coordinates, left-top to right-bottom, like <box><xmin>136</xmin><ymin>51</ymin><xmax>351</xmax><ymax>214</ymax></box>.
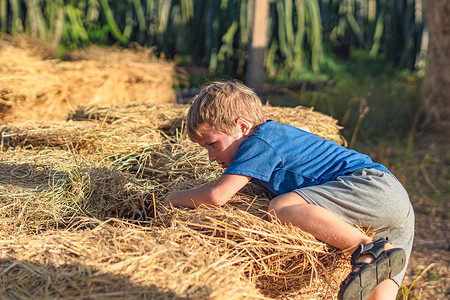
<box><xmin>223</xmin><ymin>137</ymin><xmax>282</xmax><ymax>181</ymax></box>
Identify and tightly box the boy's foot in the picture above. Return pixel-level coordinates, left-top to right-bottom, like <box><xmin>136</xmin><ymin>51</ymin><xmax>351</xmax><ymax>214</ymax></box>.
<box><xmin>338</xmin><ymin>238</ymin><xmax>406</xmax><ymax>300</ymax></box>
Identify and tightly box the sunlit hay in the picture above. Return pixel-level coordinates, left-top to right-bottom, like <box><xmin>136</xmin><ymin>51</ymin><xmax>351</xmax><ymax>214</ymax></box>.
<box><xmin>69</xmin><ymin>102</ymin><xmax>345</xmax><ymax>145</ymax></box>
<box><xmin>0</xmin><ymin>147</ymin><xmax>351</xmax><ymax>298</ymax></box>
<box><xmin>263</xmin><ymin>105</ymin><xmax>345</xmax><ymax>146</ymax></box>
<box><xmin>68</xmin><ymin>102</ymin><xmax>189</xmax><ymax>135</ymax></box>
<box><xmin>0</xmin><ymin>35</ymin><xmax>178</xmax><ymax>124</ymax></box>
<box><xmin>0</xmin><ymin>216</ymin><xmax>350</xmax><ymax>299</ymax></box>
<box><xmin>0</xmin><ymin>117</ymin><xmax>219</xmax><ymax>181</ymax></box>
<box><xmin>0</xmin><ymin>120</ymin><xmax>163</xmax><ymax>157</ymax></box>
<box><xmin>0</xmin><ymin>140</ymin><xmax>223</xmax><ymax>235</ymax></box>
<box><xmin>161</xmin><ymin>206</ymin><xmax>351</xmax><ymax>298</ymax></box>
<box><xmin>0</xmin><ymin>62</ymin><xmax>350</xmax><ymax>299</ymax></box>
<box><xmin>111</xmin><ymin>136</ymin><xmax>220</xmax><ymax>181</ymax></box>
<box><xmin>0</xmin><ymin>218</ymin><xmax>266</xmax><ymax>300</ymax></box>
<box><xmin>0</xmin><ymin>132</ymin><xmax>219</xmax><ymax>235</ymax></box>
<box><xmin>0</xmin><ymin>103</ymin><xmax>345</xmax><ymax>236</ymax></box>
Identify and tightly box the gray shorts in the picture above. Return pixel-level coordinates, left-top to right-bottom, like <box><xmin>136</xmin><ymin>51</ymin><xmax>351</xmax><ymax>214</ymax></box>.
<box><xmin>294</xmin><ymin>168</ymin><xmax>414</xmax><ymax>285</ymax></box>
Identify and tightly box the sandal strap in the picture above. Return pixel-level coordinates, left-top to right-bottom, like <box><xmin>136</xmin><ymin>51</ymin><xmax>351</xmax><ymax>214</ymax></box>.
<box><xmin>351</xmin><ymin>238</ymin><xmax>389</xmax><ymax>265</ymax></box>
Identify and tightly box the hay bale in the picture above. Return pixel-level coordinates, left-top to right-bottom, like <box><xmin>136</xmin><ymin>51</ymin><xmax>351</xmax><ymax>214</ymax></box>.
<box><xmin>0</xmin><ymin>132</ymin><xmax>222</xmax><ymax>233</ymax></box>
<box><xmin>0</xmin><ymin>120</ymin><xmax>163</xmax><ymax>156</ymax></box>
<box><xmin>0</xmin><ymin>215</ymin><xmax>350</xmax><ymax>299</ymax></box>
<box><xmin>0</xmin><ymin>69</ymin><xmax>350</xmax><ymax>298</ymax></box>
<box><xmin>68</xmin><ymin>102</ymin><xmax>189</xmax><ymax>135</ymax></box>
<box><xmin>0</xmin><ymin>147</ymin><xmax>351</xmax><ymax>298</ymax></box>
<box><xmin>0</xmin><ymin>219</ymin><xmax>264</xmax><ymax>299</ymax></box>
<box><xmin>0</xmin><ymin>102</ymin><xmax>344</xmax><ymax>233</ymax></box>
<box><xmin>68</xmin><ymin>102</ymin><xmax>345</xmax><ymax>145</ymax></box>
<box><xmin>0</xmin><ymin>35</ymin><xmax>179</xmax><ymax>124</ymax></box>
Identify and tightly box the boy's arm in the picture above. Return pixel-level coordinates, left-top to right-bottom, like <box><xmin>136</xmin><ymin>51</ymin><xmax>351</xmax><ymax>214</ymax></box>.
<box><xmin>164</xmin><ymin>174</ymin><xmax>251</xmax><ymax>208</ymax></box>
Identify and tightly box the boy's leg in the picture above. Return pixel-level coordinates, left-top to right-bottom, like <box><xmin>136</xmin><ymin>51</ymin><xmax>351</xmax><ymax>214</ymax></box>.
<box><xmin>268</xmin><ymin>192</ymin><xmax>372</xmax><ymax>251</ymax></box>
<box><xmin>291</xmin><ymin>169</ymin><xmax>414</xmax><ymax>287</ymax></box>
<box><xmin>268</xmin><ymin>169</ymin><xmax>414</xmax><ymax>300</ymax></box>
<box><xmin>367</xmin><ymin>280</ymin><xmax>399</xmax><ymax>300</ymax></box>
<box><xmin>268</xmin><ymin>192</ymin><xmax>401</xmax><ymax>300</ymax></box>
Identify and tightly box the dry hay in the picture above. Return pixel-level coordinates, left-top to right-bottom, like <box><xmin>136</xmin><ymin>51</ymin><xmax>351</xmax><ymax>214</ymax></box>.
<box><xmin>68</xmin><ymin>102</ymin><xmax>189</xmax><ymax>136</ymax></box>
<box><xmin>0</xmin><ymin>109</ymin><xmax>350</xmax><ymax>298</ymax></box>
<box><xmin>0</xmin><ymin>120</ymin><xmax>164</xmax><ymax>157</ymax></box>
<box><xmin>0</xmin><ymin>35</ymin><xmax>179</xmax><ymax>124</ymax></box>
<box><xmin>0</xmin><ymin>102</ymin><xmax>344</xmax><ymax>182</ymax></box>
<box><xmin>0</xmin><ymin>54</ymin><xmax>351</xmax><ymax>297</ymax></box>
<box><xmin>0</xmin><ymin>137</ymin><xmax>221</xmax><ymax>234</ymax></box>
<box><xmin>0</xmin><ymin>148</ymin><xmax>351</xmax><ymax>299</ymax></box>
<box><xmin>0</xmin><ymin>120</ymin><xmax>217</xmax><ymax>183</ymax></box>
<box><xmin>0</xmin><ymin>149</ymin><xmax>152</xmax><ymax>234</ymax></box>
<box><xmin>0</xmin><ymin>102</ymin><xmax>344</xmax><ymax>232</ymax></box>
<box><xmin>0</xmin><ymin>214</ymin><xmax>350</xmax><ymax>299</ymax></box>
<box><xmin>67</xmin><ymin>102</ymin><xmax>345</xmax><ymax>146</ymax></box>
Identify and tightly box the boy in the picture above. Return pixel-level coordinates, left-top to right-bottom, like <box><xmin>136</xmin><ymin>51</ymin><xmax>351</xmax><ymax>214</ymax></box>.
<box><xmin>165</xmin><ymin>81</ymin><xmax>414</xmax><ymax>300</ymax></box>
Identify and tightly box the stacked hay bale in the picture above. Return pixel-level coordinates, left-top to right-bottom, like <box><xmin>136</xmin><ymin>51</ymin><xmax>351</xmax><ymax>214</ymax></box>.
<box><xmin>0</xmin><ymin>35</ymin><xmax>178</xmax><ymax>124</ymax></box>
<box><xmin>0</xmin><ymin>35</ymin><xmax>350</xmax><ymax>299</ymax></box>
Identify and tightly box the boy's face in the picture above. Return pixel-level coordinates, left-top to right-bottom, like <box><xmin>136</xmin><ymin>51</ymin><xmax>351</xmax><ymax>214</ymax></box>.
<box><xmin>196</xmin><ymin>125</ymin><xmax>245</xmax><ymax>169</ymax></box>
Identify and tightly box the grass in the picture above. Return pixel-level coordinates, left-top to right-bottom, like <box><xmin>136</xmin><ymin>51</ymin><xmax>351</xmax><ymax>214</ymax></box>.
<box><xmin>281</xmin><ymin>50</ymin><xmax>423</xmax><ymax>145</ymax></box>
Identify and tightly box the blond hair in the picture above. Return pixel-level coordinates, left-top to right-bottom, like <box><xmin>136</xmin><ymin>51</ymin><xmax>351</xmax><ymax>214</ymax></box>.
<box><xmin>186</xmin><ymin>81</ymin><xmax>266</xmax><ymax>141</ymax></box>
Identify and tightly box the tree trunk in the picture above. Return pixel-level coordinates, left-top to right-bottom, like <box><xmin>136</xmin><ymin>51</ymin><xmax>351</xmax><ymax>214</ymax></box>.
<box><xmin>422</xmin><ymin>0</ymin><xmax>450</xmax><ymax>132</ymax></box>
<box><xmin>246</xmin><ymin>0</ymin><xmax>269</xmax><ymax>91</ymax></box>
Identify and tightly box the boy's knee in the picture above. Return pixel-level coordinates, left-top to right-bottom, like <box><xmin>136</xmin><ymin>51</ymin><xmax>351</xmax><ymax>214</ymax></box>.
<box><xmin>268</xmin><ymin>192</ymin><xmax>308</xmax><ymax>215</ymax></box>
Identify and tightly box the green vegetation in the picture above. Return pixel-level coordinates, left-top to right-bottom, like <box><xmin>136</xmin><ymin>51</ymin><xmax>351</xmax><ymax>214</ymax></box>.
<box><xmin>0</xmin><ymin>0</ymin><xmax>425</xmax><ymax>80</ymax></box>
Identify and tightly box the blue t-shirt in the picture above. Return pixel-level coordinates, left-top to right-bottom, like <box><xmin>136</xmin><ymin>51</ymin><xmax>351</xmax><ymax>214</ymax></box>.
<box><xmin>224</xmin><ymin>120</ymin><xmax>389</xmax><ymax>197</ymax></box>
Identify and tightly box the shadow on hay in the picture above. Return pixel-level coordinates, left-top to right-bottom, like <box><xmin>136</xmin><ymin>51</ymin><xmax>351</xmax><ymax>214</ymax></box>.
<box><xmin>0</xmin><ymin>258</ymin><xmax>188</xmax><ymax>299</ymax></box>
<box><xmin>0</xmin><ymin>161</ymin><xmax>158</xmax><ymax>232</ymax></box>
<box><xmin>0</xmin><ymin>158</ymin><xmax>275</xmax><ymax>235</ymax></box>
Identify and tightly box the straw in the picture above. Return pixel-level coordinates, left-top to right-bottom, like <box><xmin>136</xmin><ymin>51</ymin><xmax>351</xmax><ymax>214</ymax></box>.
<box><xmin>0</xmin><ymin>35</ymin><xmax>179</xmax><ymax>124</ymax></box>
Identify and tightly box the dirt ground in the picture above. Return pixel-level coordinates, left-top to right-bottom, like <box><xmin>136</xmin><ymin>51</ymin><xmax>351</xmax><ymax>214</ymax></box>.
<box><xmin>362</xmin><ymin>132</ymin><xmax>449</xmax><ymax>299</ymax></box>
<box><xmin>405</xmin><ymin>201</ymin><xmax>449</xmax><ymax>299</ymax></box>
<box><xmin>402</xmin><ymin>192</ymin><xmax>449</xmax><ymax>299</ymax></box>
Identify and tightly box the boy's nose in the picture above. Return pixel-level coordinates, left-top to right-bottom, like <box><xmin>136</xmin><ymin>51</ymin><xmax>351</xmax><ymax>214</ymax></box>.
<box><xmin>208</xmin><ymin>151</ymin><xmax>216</xmax><ymax>162</ymax></box>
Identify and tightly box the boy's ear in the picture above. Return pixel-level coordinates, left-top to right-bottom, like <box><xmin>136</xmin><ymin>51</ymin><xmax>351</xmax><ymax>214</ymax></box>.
<box><xmin>235</xmin><ymin>118</ymin><xmax>253</xmax><ymax>136</ymax></box>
